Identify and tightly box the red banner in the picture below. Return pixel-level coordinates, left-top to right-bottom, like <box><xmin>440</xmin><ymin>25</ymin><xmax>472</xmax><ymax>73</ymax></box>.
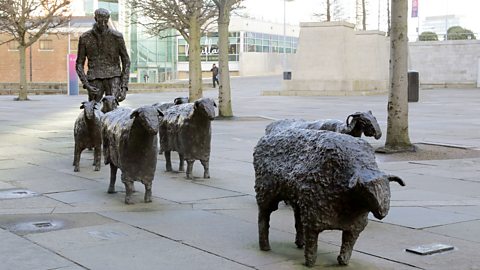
<box><xmin>412</xmin><ymin>0</ymin><xmax>418</xmax><ymax>17</ymax></box>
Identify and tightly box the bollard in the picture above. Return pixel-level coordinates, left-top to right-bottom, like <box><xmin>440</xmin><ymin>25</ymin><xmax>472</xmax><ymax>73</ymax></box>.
<box><xmin>408</xmin><ymin>71</ymin><xmax>419</xmax><ymax>102</ymax></box>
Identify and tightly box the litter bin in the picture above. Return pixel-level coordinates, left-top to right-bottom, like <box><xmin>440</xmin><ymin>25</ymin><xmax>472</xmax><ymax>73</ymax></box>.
<box><xmin>408</xmin><ymin>71</ymin><xmax>419</xmax><ymax>102</ymax></box>
<box><xmin>283</xmin><ymin>71</ymin><xmax>292</xmax><ymax>80</ymax></box>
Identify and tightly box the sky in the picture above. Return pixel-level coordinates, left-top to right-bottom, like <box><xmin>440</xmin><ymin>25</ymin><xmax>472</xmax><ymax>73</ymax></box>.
<box><xmin>240</xmin><ymin>0</ymin><xmax>480</xmax><ymax>38</ymax></box>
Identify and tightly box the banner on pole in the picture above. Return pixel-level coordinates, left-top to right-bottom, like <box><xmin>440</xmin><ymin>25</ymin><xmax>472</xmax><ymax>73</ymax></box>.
<box><xmin>412</xmin><ymin>0</ymin><xmax>418</xmax><ymax>17</ymax></box>
<box><xmin>67</xmin><ymin>54</ymin><xmax>78</xmax><ymax>96</ymax></box>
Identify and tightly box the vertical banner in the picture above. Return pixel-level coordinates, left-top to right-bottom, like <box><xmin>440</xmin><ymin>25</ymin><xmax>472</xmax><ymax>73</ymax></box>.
<box><xmin>67</xmin><ymin>53</ymin><xmax>79</xmax><ymax>95</ymax></box>
<box><xmin>412</xmin><ymin>0</ymin><xmax>418</xmax><ymax>17</ymax></box>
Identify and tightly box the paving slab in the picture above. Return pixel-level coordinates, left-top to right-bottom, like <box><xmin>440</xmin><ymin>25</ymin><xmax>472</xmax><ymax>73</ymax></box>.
<box><xmin>424</xmin><ymin>220</ymin><xmax>480</xmax><ymax>243</ymax></box>
<box><xmin>26</xmin><ymin>222</ymin><xmax>252</xmax><ymax>270</ymax></box>
<box><xmin>0</xmin><ymin>229</ymin><xmax>75</xmax><ymax>270</ymax></box>
<box><xmin>99</xmin><ymin>209</ymin><xmax>335</xmax><ymax>267</ymax></box>
<box><xmin>374</xmin><ymin>206</ymin><xmax>477</xmax><ymax>229</ymax></box>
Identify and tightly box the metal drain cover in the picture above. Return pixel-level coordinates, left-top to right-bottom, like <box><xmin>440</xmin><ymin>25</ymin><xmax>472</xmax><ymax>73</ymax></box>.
<box><xmin>0</xmin><ymin>189</ymin><xmax>39</xmax><ymax>199</ymax></box>
<box><xmin>7</xmin><ymin>219</ymin><xmax>65</xmax><ymax>235</ymax></box>
<box><xmin>406</xmin><ymin>243</ymin><xmax>454</xmax><ymax>255</ymax></box>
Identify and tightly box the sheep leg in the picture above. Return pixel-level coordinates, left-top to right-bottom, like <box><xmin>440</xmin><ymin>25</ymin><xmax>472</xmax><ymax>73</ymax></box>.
<box><xmin>73</xmin><ymin>144</ymin><xmax>82</xmax><ymax>172</ymax></box>
<box><xmin>124</xmin><ymin>179</ymin><xmax>135</xmax><ymax>205</ymax></box>
<box><xmin>165</xmin><ymin>151</ymin><xmax>173</xmax><ymax>172</ymax></box>
<box><xmin>108</xmin><ymin>164</ymin><xmax>118</xmax><ymax>193</ymax></box>
<box><xmin>93</xmin><ymin>146</ymin><xmax>101</xmax><ymax>171</ymax></box>
<box><xmin>293</xmin><ymin>205</ymin><xmax>305</xmax><ymax>248</ymax></box>
<box><xmin>337</xmin><ymin>230</ymin><xmax>360</xmax><ymax>265</ymax></box>
<box><xmin>144</xmin><ymin>182</ymin><xmax>152</xmax><ymax>203</ymax></box>
<box><xmin>178</xmin><ymin>153</ymin><xmax>185</xmax><ymax>171</ymax></box>
<box><xmin>258</xmin><ymin>199</ymin><xmax>279</xmax><ymax>251</ymax></box>
<box><xmin>186</xmin><ymin>160</ymin><xmax>195</xmax><ymax>179</ymax></box>
<box><xmin>200</xmin><ymin>159</ymin><xmax>210</xmax><ymax>179</ymax></box>
<box><xmin>258</xmin><ymin>208</ymin><xmax>272</xmax><ymax>251</ymax></box>
<box><xmin>304</xmin><ymin>227</ymin><xmax>320</xmax><ymax>267</ymax></box>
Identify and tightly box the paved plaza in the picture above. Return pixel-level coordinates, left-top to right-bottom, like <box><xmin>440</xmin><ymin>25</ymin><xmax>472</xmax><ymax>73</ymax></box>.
<box><xmin>0</xmin><ymin>76</ymin><xmax>479</xmax><ymax>270</ymax></box>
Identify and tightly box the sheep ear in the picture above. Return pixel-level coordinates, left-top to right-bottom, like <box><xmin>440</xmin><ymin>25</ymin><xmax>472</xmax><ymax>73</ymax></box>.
<box><xmin>213</xmin><ymin>101</ymin><xmax>217</xmax><ymax>107</ymax></box>
<box><xmin>130</xmin><ymin>109</ymin><xmax>139</xmax><ymax>119</ymax></box>
<box><xmin>157</xmin><ymin>109</ymin><xmax>164</xmax><ymax>117</ymax></box>
<box><xmin>194</xmin><ymin>100</ymin><xmax>200</xmax><ymax>108</ymax></box>
<box><xmin>115</xmin><ymin>99</ymin><xmax>119</xmax><ymax>105</ymax></box>
<box><xmin>388</xmin><ymin>175</ymin><xmax>405</xmax><ymax>186</ymax></box>
<box><xmin>348</xmin><ymin>174</ymin><xmax>359</xmax><ymax>189</ymax></box>
<box><xmin>346</xmin><ymin>114</ymin><xmax>358</xmax><ymax>125</ymax></box>
<box><xmin>80</xmin><ymin>101</ymin><xmax>87</xmax><ymax>109</ymax></box>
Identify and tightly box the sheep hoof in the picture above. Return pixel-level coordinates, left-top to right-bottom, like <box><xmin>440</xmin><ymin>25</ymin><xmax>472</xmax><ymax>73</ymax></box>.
<box><xmin>305</xmin><ymin>260</ymin><xmax>315</xmax><ymax>268</ymax></box>
<box><xmin>203</xmin><ymin>173</ymin><xmax>210</xmax><ymax>179</ymax></box>
<box><xmin>144</xmin><ymin>197</ymin><xmax>152</xmax><ymax>203</ymax></box>
<box><xmin>295</xmin><ymin>240</ymin><xmax>305</xmax><ymax>249</ymax></box>
<box><xmin>107</xmin><ymin>187</ymin><xmax>116</xmax><ymax>194</ymax></box>
<box><xmin>259</xmin><ymin>242</ymin><xmax>271</xmax><ymax>251</ymax></box>
<box><xmin>74</xmin><ymin>167</ymin><xmax>79</xmax><ymax>172</ymax></box>
<box><xmin>125</xmin><ymin>197</ymin><xmax>134</xmax><ymax>205</ymax></box>
<box><xmin>94</xmin><ymin>166</ymin><xmax>100</xmax><ymax>171</ymax></box>
<box><xmin>337</xmin><ymin>255</ymin><xmax>349</xmax><ymax>266</ymax></box>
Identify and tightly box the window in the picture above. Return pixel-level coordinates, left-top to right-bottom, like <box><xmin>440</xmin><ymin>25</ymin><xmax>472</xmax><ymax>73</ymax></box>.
<box><xmin>70</xmin><ymin>39</ymin><xmax>79</xmax><ymax>52</ymax></box>
<box><xmin>8</xmin><ymin>40</ymin><xmax>19</xmax><ymax>50</ymax></box>
<box><xmin>39</xmin><ymin>39</ymin><xmax>53</xmax><ymax>50</ymax></box>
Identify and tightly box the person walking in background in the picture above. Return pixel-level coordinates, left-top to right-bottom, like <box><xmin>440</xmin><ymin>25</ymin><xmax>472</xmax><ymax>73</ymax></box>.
<box><xmin>210</xmin><ymin>63</ymin><xmax>219</xmax><ymax>88</ymax></box>
<box><xmin>76</xmin><ymin>8</ymin><xmax>130</xmax><ymax>102</ymax></box>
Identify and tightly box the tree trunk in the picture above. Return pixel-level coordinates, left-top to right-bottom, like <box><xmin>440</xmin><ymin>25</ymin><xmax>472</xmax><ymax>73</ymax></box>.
<box><xmin>217</xmin><ymin>3</ymin><xmax>233</xmax><ymax>117</ymax></box>
<box><xmin>326</xmin><ymin>0</ymin><xmax>331</xmax><ymax>21</ymax></box>
<box><xmin>383</xmin><ymin>0</ymin><xmax>413</xmax><ymax>152</ymax></box>
<box><xmin>188</xmin><ymin>13</ymin><xmax>203</xmax><ymax>101</ymax></box>
<box><xmin>362</xmin><ymin>0</ymin><xmax>366</xmax><ymax>30</ymax></box>
<box><xmin>17</xmin><ymin>45</ymin><xmax>29</xmax><ymax>101</ymax></box>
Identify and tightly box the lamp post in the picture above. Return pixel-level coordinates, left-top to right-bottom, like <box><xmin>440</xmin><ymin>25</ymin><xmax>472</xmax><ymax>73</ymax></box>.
<box><xmin>283</xmin><ymin>0</ymin><xmax>294</xmax><ymax>80</ymax></box>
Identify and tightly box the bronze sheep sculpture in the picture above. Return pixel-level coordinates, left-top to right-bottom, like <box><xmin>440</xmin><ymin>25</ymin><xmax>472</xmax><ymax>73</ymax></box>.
<box><xmin>159</xmin><ymin>97</ymin><xmax>216</xmax><ymax>179</ymax></box>
<box><xmin>102</xmin><ymin>105</ymin><xmax>163</xmax><ymax>204</ymax></box>
<box><xmin>253</xmin><ymin>129</ymin><xmax>405</xmax><ymax>267</ymax></box>
<box><xmin>265</xmin><ymin>110</ymin><xmax>382</xmax><ymax>139</ymax></box>
<box><xmin>101</xmin><ymin>95</ymin><xmax>119</xmax><ymax>114</ymax></box>
<box><xmin>73</xmin><ymin>100</ymin><xmax>103</xmax><ymax>172</ymax></box>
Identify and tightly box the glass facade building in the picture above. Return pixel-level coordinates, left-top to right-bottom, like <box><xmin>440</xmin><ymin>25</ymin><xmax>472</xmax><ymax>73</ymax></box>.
<box><xmin>177</xmin><ymin>31</ymin><xmax>297</xmax><ymax>64</ymax></box>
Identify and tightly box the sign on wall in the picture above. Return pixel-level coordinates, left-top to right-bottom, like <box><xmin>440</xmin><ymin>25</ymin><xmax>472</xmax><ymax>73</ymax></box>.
<box><xmin>67</xmin><ymin>54</ymin><xmax>78</xmax><ymax>95</ymax></box>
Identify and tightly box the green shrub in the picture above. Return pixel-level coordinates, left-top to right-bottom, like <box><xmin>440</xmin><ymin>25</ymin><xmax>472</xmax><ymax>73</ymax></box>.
<box><xmin>447</xmin><ymin>26</ymin><xmax>476</xmax><ymax>40</ymax></box>
<box><xmin>418</xmin><ymin>31</ymin><xmax>438</xmax><ymax>41</ymax></box>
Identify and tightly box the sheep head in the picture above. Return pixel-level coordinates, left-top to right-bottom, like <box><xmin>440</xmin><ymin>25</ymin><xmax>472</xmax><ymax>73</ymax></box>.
<box><xmin>194</xmin><ymin>98</ymin><xmax>217</xmax><ymax>120</ymax></box>
<box><xmin>130</xmin><ymin>106</ymin><xmax>164</xmax><ymax>135</ymax></box>
<box><xmin>101</xmin><ymin>96</ymin><xmax>119</xmax><ymax>113</ymax></box>
<box><xmin>349</xmin><ymin>171</ymin><xmax>405</xmax><ymax>220</ymax></box>
<box><xmin>346</xmin><ymin>111</ymin><xmax>382</xmax><ymax>139</ymax></box>
<box><xmin>80</xmin><ymin>100</ymin><xmax>98</xmax><ymax>120</ymax></box>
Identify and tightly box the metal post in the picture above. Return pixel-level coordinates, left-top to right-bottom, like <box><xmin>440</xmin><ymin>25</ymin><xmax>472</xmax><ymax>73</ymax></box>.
<box><xmin>283</xmin><ymin>0</ymin><xmax>286</xmax><ymax>71</ymax></box>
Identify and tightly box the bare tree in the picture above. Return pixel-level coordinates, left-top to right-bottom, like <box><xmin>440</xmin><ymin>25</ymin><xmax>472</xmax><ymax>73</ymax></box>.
<box><xmin>381</xmin><ymin>0</ymin><xmax>413</xmax><ymax>152</ymax></box>
<box><xmin>212</xmin><ymin>0</ymin><xmax>242</xmax><ymax>117</ymax></box>
<box><xmin>387</xmin><ymin>0</ymin><xmax>391</xmax><ymax>36</ymax></box>
<box><xmin>0</xmin><ymin>0</ymin><xmax>71</xmax><ymax>101</ymax></box>
<box><xmin>313</xmin><ymin>0</ymin><xmax>343</xmax><ymax>22</ymax></box>
<box><xmin>355</xmin><ymin>0</ymin><xmax>367</xmax><ymax>30</ymax></box>
<box><xmin>129</xmin><ymin>0</ymin><xmax>217</xmax><ymax>101</ymax></box>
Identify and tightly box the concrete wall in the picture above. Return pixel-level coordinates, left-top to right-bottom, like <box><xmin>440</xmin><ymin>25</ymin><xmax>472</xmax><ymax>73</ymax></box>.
<box><xmin>239</xmin><ymin>52</ymin><xmax>294</xmax><ymax>76</ymax></box>
<box><xmin>269</xmin><ymin>22</ymin><xmax>389</xmax><ymax>96</ymax></box>
<box><xmin>409</xmin><ymin>40</ymin><xmax>480</xmax><ymax>88</ymax></box>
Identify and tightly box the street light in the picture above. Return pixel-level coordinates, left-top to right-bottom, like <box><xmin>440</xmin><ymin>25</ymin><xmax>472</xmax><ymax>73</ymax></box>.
<box><xmin>283</xmin><ymin>0</ymin><xmax>294</xmax><ymax>80</ymax></box>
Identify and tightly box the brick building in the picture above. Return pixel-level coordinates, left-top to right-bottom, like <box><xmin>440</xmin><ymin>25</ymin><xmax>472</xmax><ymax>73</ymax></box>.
<box><xmin>0</xmin><ymin>17</ymin><xmax>92</xmax><ymax>84</ymax></box>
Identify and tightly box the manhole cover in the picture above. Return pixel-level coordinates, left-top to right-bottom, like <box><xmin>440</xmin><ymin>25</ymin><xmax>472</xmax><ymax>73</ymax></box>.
<box><xmin>7</xmin><ymin>219</ymin><xmax>64</xmax><ymax>235</ymax></box>
<box><xmin>0</xmin><ymin>189</ymin><xmax>39</xmax><ymax>199</ymax></box>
